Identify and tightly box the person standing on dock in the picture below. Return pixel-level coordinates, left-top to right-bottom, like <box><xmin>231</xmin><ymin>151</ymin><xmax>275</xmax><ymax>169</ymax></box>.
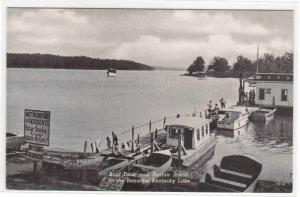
<box><xmin>249</xmin><ymin>90</ymin><xmax>253</xmax><ymax>105</ymax></box>
<box><xmin>219</xmin><ymin>98</ymin><xmax>226</xmax><ymax>108</ymax></box>
<box><xmin>245</xmin><ymin>92</ymin><xmax>249</xmax><ymax>105</ymax></box>
<box><xmin>106</xmin><ymin>136</ymin><xmax>112</xmax><ymax>149</ymax></box>
<box><xmin>112</xmin><ymin>132</ymin><xmax>119</xmax><ymax>150</ymax></box>
<box><xmin>214</xmin><ymin>104</ymin><xmax>220</xmax><ymax>112</ymax></box>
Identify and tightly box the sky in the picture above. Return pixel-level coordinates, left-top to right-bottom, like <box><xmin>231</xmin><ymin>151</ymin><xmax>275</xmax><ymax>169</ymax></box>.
<box><xmin>7</xmin><ymin>8</ymin><xmax>293</xmax><ymax>68</ymax></box>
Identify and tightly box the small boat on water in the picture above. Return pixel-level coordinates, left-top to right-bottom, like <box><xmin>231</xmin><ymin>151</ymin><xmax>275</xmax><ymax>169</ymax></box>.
<box><xmin>124</xmin><ymin>149</ymin><xmax>172</xmax><ymax>177</ymax></box>
<box><xmin>199</xmin><ymin>154</ymin><xmax>262</xmax><ymax>192</ymax></box>
<box><xmin>250</xmin><ymin>108</ymin><xmax>276</xmax><ymax>122</ymax></box>
<box><xmin>6</xmin><ymin>132</ymin><xmax>25</xmax><ymax>152</ymax></box>
<box><xmin>163</xmin><ymin>116</ymin><xmax>216</xmax><ymax>167</ymax></box>
<box><xmin>107</xmin><ymin>68</ymin><xmax>117</xmax><ymax>77</ymax></box>
<box><xmin>217</xmin><ymin>107</ymin><xmax>249</xmax><ymax>130</ymax></box>
<box><xmin>98</xmin><ymin>153</ymin><xmax>142</xmax><ymax>176</ymax></box>
<box><xmin>103</xmin><ymin>150</ymin><xmax>172</xmax><ymax>191</ymax></box>
<box><xmin>197</xmin><ymin>72</ymin><xmax>207</xmax><ymax>80</ymax></box>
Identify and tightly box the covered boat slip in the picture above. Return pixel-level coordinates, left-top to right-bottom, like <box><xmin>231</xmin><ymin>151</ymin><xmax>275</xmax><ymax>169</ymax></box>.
<box><xmin>200</xmin><ymin>155</ymin><xmax>262</xmax><ymax>192</ymax></box>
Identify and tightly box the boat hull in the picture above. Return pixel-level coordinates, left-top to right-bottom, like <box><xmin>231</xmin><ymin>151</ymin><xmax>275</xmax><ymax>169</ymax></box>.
<box><xmin>107</xmin><ymin>72</ymin><xmax>117</xmax><ymax>77</ymax></box>
<box><xmin>199</xmin><ymin>154</ymin><xmax>262</xmax><ymax>192</ymax></box>
<box><xmin>217</xmin><ymin>114</ymin><xmax>249</xmax><ymax>130</ymax></box>
<box><xmin>181</xmin><ymin>139</ymin><xmax>216</xmax><ymax>167</ymax></box>
<box><xmin>250</xmin><ymin>108</ymin><xmax>276</xmax><ymax>122</ymax></box>
<box><xmin>6</xmin><ymin>135</ymin><xmax>25</xmax><ymax>150</ymax></box>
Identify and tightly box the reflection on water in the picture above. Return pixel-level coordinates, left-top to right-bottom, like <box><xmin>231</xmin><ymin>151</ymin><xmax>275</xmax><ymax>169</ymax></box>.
<box><xmin>192</xmin><ymin>114</ymin><xmax>293</xmax><ymax>183</ymax></box>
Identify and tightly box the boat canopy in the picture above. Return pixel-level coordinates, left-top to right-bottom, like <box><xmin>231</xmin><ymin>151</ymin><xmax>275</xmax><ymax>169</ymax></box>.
<box><xmin>166</xmin><ymin>116</ymin><xmax>210</xmax><ymax>129</ymax></box>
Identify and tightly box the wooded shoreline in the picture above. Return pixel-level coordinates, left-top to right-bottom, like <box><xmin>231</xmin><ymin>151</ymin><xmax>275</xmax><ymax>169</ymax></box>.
<box><xmin>7</xmin><ymin>53</ymin><xmax>154</xmax><ymax>70</ymax></box>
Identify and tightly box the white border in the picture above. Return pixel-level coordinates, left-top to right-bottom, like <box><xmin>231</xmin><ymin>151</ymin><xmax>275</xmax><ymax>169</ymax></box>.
<box><xmin>0</xmin><ymin>1</ymin><xmax>299</xmax><ymax>197</ymax></box>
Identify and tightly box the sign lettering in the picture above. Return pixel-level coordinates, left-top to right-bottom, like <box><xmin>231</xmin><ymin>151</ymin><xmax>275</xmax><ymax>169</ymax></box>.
<box><xmin>24</xmin><ymin>109</ymin><xmax>50</xmax><ymax>146</ymax></box>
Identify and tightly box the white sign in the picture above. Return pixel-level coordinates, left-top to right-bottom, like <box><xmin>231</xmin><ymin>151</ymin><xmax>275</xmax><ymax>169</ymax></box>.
<box><xmin>24</xmin><ymin>109</ymin><xmax>50</xmax><ymax>146</ymax></box>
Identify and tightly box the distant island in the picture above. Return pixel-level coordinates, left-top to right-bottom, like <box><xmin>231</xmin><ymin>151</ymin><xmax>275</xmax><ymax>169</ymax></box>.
<box><xmin>7</xmin><ymin>53</ymin><xmax>154</xmax><ymax>70</ymax></box>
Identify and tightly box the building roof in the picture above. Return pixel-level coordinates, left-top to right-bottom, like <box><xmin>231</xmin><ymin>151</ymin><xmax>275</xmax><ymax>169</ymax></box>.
<box><xmin>165</xmin><ymin>116</ymin><xmax>210</xmax><ymax>128</ymax></box>
<box><xmin>246</xmin><ymin>73</ymin><xmax>293</xmax><ymax>82</ymax></box>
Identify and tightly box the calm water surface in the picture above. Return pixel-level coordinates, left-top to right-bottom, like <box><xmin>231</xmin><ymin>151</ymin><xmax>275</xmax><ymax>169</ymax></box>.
<box><xmin>7</xmin><ymin>68</ymin><xmax>293</xmax><ymax>182</ymax></box>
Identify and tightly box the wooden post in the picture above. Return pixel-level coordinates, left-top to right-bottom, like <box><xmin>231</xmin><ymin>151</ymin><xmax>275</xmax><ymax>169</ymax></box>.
<box><xmin>83</xmin><ymin>141</ymin><xmax>87</xmax><ymax>158</ymax></box>
<box><xmin>150</xmin><ymin>133</ymin><xmax>154</xmax><ymax>153</ymax></box>
<box><xmin>137</xmin><ymin>134</ymin><xmax>140</xmax><ymax>147</ymax></box>
<box><xmin>81</xmin><ymin>141</ymin><xmax>87</xmax><ymax>183</ymax></box>
<box><xmin>155</xmin><ymin>128</ymin><xmax>158</xmax><ymax>139</ymax></box>
<box><xmin>33</xmin><ymin>161</ymin><xmax>38</xmax><ymax>174</ymax></box>
<box><xmin>131</xmin><ymin>126</ymin><xmax>135</xmax><ymax>152</ymax></box>
<box><xmin>112</xmin><ymin>144</ymin><xmax>115</xmax><ymax>154</ymax></box>
<box><xmin>163</xmin><ymin>116</ymin><xmax>166</xmax><ymax>128</ymax></box>
<box><xmin>177</xmin><ymin>130</ymin><xmax>182</xmax><ymax>169</ymax></box>
<box><xmin>149</xmin><ymin>120</ymin><xmax>152</xmax><ymax>136</ymax></box>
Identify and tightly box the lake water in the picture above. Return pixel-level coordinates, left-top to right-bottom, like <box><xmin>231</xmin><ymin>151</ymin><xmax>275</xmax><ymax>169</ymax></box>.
<box><xmin>6</xmin><ymin>68</ymin><xmax>293</xmax><ymax>183</ymax></box>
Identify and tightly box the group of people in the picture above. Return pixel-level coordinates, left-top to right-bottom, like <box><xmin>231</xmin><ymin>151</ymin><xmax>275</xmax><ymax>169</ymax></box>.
<box><xmin>106</xmin><ymin>131</ymin><xmax>140</xmax><ymax>152</ymax></box>
<box><xmin>207</xmin><ymin>98</ymin><xmax>226</xmax><ymax>113</ymax></box>
<box><xmin>241</xmin><ymin>89</ymin><xmax>256</xmax><ymax>105</ymax></box>
<box><xmin>106</xmin><ymin>131</ymin><xmax>119</xmax><ymax>150</ymax></box>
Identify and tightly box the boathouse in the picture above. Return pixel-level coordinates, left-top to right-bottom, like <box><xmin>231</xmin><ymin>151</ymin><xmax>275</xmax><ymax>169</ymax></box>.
<box><xmin>247</xmin><ymin>73</ymin><xmax>293</xmax><ymax>107</ymax></box>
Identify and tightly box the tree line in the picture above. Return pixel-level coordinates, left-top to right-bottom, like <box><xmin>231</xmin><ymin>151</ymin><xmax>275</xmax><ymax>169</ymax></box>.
<box><xmin>7</xmin><ymin>53</ymin><xmax>154</xmax><ymax>70</ymax></box>
<box><xmin>187</xmin><ymin>52</ymin><xmax>293</xmax><ymax>75</ymax></box>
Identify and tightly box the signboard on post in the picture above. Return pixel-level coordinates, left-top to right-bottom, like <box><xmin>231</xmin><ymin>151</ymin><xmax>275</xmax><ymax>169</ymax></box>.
<box><xmin>24</xmin><ymin>109</ymin><xmax>50</xmax><ymax>146</ymax></box>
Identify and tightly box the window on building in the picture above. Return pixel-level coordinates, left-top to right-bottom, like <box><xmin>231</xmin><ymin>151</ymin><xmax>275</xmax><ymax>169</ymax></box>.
<box><xmin>169</xmin><ymin>128</ymin><xmax>180</xmax><ymax>138</ymax></box>
<box><xmin>259</xmin><ymin>88</ymin><xmax>265</xmax><ymax>100</ymax></box>
<box><xmin>205</xmin><ymin>124</ymin><xmax>208</xmax><ymax>134</ymax></box>
<box><xmin>197</xmin><ymin>129</ymin><xmax>200</xmax><ymax>140</ymax></box>
<box><xmin>266</xmin><ymin>88</ymin><xmax>271</xmax><ymax>94</ymax></box>
<box><xmin>281</xmin><ymin>89</ymin><xmax>288</xmax><ymax>101</ymax></box>
<box><xmin>201</xmin><ymin>126</ymin><xmax>204</xmax><ymax>137</ymax></box>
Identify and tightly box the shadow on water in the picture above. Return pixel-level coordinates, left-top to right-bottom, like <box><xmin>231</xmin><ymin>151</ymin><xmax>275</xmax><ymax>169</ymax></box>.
<box><xmin>250</xmin><ymin>114</ymin><xmax>293</xmax><ymax>146</ymax></box>
<box><xmin>191</xmin><ymin>113</ymin><xmax>293</xmax><ymax>183</ymax></box>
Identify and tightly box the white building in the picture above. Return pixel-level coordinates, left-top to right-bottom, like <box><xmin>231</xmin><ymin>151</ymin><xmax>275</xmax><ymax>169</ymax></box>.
<box><xmin>247</xmin><ymin>73</ymin><xmax>293</xmax><ymax>108</ymax></box>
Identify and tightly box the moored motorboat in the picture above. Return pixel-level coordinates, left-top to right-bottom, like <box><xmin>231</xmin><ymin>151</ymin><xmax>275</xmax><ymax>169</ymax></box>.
<box><xmin>107</xmin><ymin>68</ymin><xmax>117</xmax><ymax>77</ymax></box>
<box><xmin>163</xmin><ymin>116</ymin><xmax>216</xmax><ymax>167</ymax></box>
<box><xmin>6</xmin><ymin>132</ymin><xmax>25</xmax><ymax>152</ymax></box>
<box><xmin>121</xmin><ymin>150</ymin><xmax>172</xmax><ymax>188</ymax></box>
<box><xmin>250</xmin><ymin>108</ymin><xmax>276</xmax><ymax>122</ymax></box>
<box><xmin>197</xmin><ymin>72</ymin><xmax>207</xmax><ymax>80</ymax></box>
<box><xmin>199</xmin><ymin>154</ymin><xmax>262</xmax><ymax>192</ymax></box>
<box><xmin>217</xmin><ymin>108</ymin><xmax>249</xmax><ymax>130</ymax></box>
<box><xmin>98</xmin><ymin>153</ymin><xmax>142</xmax><ymax>176</ymax></box>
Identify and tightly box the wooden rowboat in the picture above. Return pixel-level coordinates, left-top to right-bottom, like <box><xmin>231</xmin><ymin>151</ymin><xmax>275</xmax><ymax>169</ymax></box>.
<box><xmin>250</xmin><ymin>108</ymin><xmax>276</xmax><ymax>122</ymax></box>
<box><xmin>199</xmin><ymin>154</ymin><xmax>262</xmax><ymax>192</ymax></box>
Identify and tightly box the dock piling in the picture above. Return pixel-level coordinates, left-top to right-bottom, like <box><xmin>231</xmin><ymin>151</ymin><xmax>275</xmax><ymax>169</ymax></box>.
<box><xmin>150</xmin><ymin>133</ymin><xmax>154</xmax><ymax>153</ymax></box>
<box><xmin>83</xmin><ymin>141</ymin><xmax>87</xmax><ymax>158</ymax></box>
<box><xmin>131</xmin><ymin>126</ymin><xmax>135</xmax><ymax>152</ymax></box>
<box><xmin>177</xmin><ymin>129</ymin><xmax>182</xmax><ymax>169</ymax></box>
<box><xmin>149</xmin><ymin>120</ymin><xmax>152</xmax><ymax>135</ymax></box>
